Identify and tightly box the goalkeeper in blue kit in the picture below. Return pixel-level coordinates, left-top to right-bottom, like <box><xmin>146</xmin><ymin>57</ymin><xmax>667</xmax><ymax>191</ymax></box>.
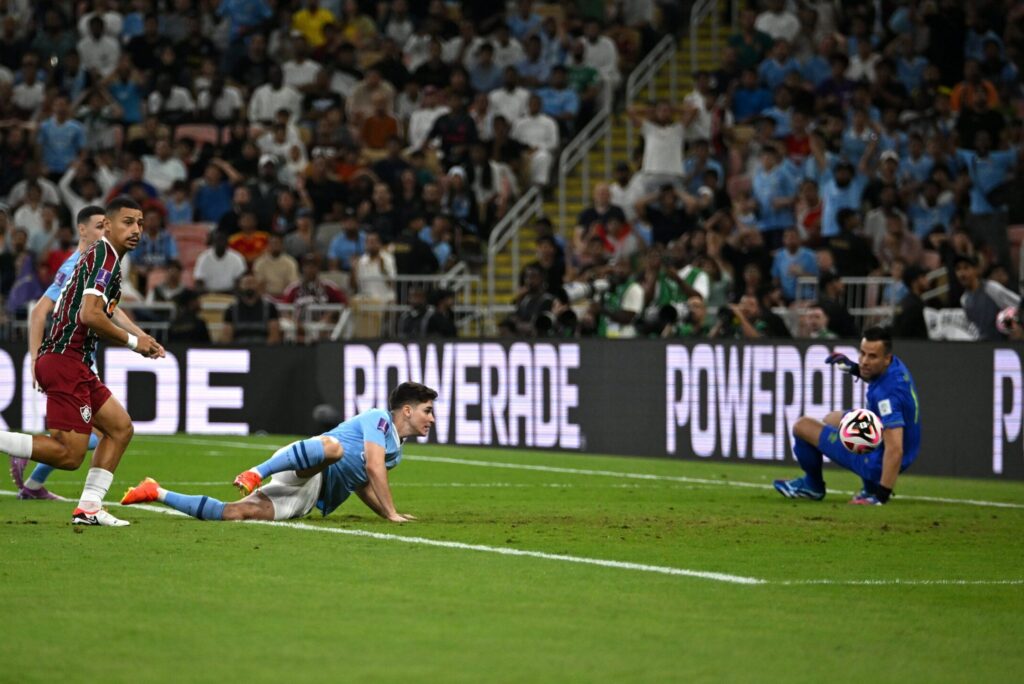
<box><xmin>121</xmin><ymin>382</ymin><xmax>437</xmax><ymax>522</ymax></box>
<box><xmin>774</xmin><ymin>327</ymin><xmax>922</xmax><ymax>505</ymax></box>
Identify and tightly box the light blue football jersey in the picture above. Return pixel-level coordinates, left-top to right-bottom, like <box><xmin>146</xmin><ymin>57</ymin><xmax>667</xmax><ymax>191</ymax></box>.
<box><xmin>317</xmin><ymin>408</ymin><xmax>403</xmax><ymax>515</ymax></box>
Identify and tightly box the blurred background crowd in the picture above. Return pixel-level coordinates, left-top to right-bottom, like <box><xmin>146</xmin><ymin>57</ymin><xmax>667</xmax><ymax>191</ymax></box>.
<box><xmin>0</xmin><ymin>0</ymin><xmax>1022</xmax><ymax>343</ymax></box>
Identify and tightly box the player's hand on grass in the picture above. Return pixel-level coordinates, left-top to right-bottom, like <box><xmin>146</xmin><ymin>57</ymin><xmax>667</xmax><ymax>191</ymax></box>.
<box><xmin>387</xmin><ymin>513</ymin><xmax>414</xmax><ymax>523</ymax></box>
<box><xmin>400</xmin><ymin>513</ymin><xmax>418</xmax><ymax>520</ymax></box>
<box><xmin>825</xmin><ymin>352</ymin><xmax>861</xmax><ymax>378</ymax></box>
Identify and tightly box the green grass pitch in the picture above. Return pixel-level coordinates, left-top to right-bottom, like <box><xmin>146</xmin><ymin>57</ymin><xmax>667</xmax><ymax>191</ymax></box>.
<box><xmin>2</xmin><ymin>435</ymin><xmax>1023</xmax><ymax>683</ymax></box>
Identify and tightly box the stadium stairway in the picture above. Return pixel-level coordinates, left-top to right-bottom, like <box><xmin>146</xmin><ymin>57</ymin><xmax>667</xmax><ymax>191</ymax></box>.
<box><xmin>488</xmin><ymin>27</ymin><xmax>721</xmax><ymax>308</ymax></box>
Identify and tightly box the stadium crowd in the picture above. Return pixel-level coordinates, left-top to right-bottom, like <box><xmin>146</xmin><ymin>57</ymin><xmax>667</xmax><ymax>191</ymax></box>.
<box><xmin>0</xmin><ymin>0</ymin><xmax>674</xmax><ymax>341</ymax></box>
<box><xmin>507</xmin><ymin>0</ymin><xmax>1024</xmax><ymax>343</ymax></box>
<box><xmin>0</xmin><ymin>0</ymin><xmax>1022</xmax><ymax>343</ymax></box>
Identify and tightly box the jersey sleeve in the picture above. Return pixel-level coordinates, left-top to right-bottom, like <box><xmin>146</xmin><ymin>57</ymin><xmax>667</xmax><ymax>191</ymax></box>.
<box><xmin>871</xmin><ymin>389</ymin><xmax>906</xmax><ymax>430</ymax></box>
<box><xmin>82</xmin><ymin>244</ymin><xmax>115</xmax><ymax>302</ymax></box>
<box><xmin>358</xmin><ymin>409</ymin><xmax>391</xmax><ymax>447</ymax></box>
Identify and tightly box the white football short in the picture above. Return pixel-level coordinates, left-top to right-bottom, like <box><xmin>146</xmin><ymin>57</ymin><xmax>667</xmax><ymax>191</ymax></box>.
<box><xmin>260</xmin><ymin>470</ymin><xmax>323</xmax><ymax>520</ymax></box>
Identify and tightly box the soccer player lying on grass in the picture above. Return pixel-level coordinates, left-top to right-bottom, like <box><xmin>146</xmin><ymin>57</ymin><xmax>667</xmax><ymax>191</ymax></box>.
<box><xmin>121</xmin><ymin>382</ymin><xmax>437</xmax><ymax>522</ymax></box>
<box><xmin>774</xmin><ymin>326</ymin><xmax>921</xmax><ymax>505</ymax></box>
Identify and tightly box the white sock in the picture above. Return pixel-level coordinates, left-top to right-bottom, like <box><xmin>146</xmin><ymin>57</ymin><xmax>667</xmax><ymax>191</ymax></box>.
<box><xmin>24</xmin><ymin>478</ymin><xmax>44</xmax><ymax>491</ymax></box>
<box><xmin>0</xmin><ymin>431</ymin><xmax>33</xmax><ymax>458</ymax></box>
<box><xmin>156</xmin><ymin>487</ymin><xmax>168</xmax><ymax>502</ymax></box>
<box><xmin>77</xmin><ymin>468</ymin><xmax>114</xmax><ymax>512</ymax></box>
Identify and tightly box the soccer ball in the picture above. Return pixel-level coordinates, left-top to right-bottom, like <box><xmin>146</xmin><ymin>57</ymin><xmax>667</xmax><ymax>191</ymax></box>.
<box><xmin>996</xmin><ymin>306</ymin><xmax>1018</xmax><ymax>335</ymax></box>
<box><xmin>838</xmin><ymin>409</ymin><xmax>883</xmax><ymax>454</ymax></box>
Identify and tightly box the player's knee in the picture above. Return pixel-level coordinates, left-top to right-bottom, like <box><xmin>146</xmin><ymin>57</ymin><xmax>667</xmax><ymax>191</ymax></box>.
<box><xmin>320</xmin><ymin>436</ymin><xmax>342</xmax><ymax>463</ymax></box>
<box><xmin>107</xmin><ymin>419</ymin><xmax>134</xmax><ymax>444</ymax></box>
<box><xmin>60</xmin><ymin>445</ymin><xmax>88</xmax><ymax>470</ymax></box>
<box><xmin>221</xmin><ymin>504</ymin><xmax>245</xmax><ymax>521</ymax></box>
<box><xmin>792</xmin><ymin>417</ymin><xmax>816</xmax><ymax>441</ymax></box>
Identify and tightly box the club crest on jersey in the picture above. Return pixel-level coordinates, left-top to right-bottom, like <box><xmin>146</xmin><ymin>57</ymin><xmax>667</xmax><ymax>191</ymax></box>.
<box><xmin>95</xmin><ymin>268</ymin><xmax>112</xmax><ymax>287</ymax></box>
<box><xmin>377</xmin><ymin>418</ymin><xmax>390</xmax><ymax>435</ymax></box>
<box><xmin>80</xmin><ymin>405</ymin><xmax>92</xmax><ymax>423</ymax></box>
<box><xmin>878</xmin><ymin>399</ymin><xmax>893</xmax><ymax>417</ymax></box>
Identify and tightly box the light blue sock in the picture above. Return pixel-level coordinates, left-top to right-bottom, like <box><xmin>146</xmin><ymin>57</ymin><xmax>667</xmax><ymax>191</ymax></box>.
<box><xmin>25</xmin><ymin>463</ymin><xmax>55</xmax><ymax>485</ymax></box>
<box><xmin>792</xmin><ymin>437</ymin><xmax>825</xmax><ymax>489</ymax></box>
<box><xmin>27</xmin><ymin>434</ymin><xmax>99</xmax><ymax>486</ymax></box>
<box><xmin>162</xmin><ymin>491</ymin><xmax>225</xmax><ymax>520</ymax></box>
<box><xmin>254</xmin><ymin>438</ymin><xmax>326</xmax><ymax>479</ymax></box>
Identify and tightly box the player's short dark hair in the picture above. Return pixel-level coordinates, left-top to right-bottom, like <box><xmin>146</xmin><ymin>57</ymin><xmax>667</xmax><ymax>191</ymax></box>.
<box><xmin>77</xmin><ymin>205</ymin><xmax>105</xmax><ymax>226</ymax></box>
<box><xmin>863</xmin><ymin>326</ymin><xmax>893</xmax><ymax>354</ymax></box>
<box><xmin>389</xmin><ymin>382</ymin><xmax>438</xmax><ymax>410</ymax></box>
<box><xmin>106</xmin><ymin>196</ymin><xmax>142</xmax><ymax>217</ymax></box>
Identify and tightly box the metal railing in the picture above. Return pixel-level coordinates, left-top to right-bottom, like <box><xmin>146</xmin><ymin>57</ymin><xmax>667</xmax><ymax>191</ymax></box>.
<box><xmin>556</xmin><ymin>83</ymin><xmax>614</xmax><ymax>241</ymax></box>
<box><xmin>348</xmin><ymin>273</ymin><xmax>484</xmax><ymax>339</ymax></box>
<box><xmin>625</xmin><ymin>34</ymin><xmax>678</xmax><ymax>157</ymax></box>
<box><xmin>795</xmin><ymin>276</ymin><xmax>902</xmax><ymax>331</ymax></box>
<box><xmin>486</xmin><ymin>185</ymin><xmax>543</xmax><ymax>320</ymax></box>
<box><xmin>689</xmin><ymin>0</ymin><xmax>738</xmax><ymax>74</ymax></box>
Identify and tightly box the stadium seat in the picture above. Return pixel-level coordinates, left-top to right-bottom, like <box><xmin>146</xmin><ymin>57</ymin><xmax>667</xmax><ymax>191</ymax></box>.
<box><xmin>170</xmin><ymin>223</ymin><xmax>214</xmax><ymax>287</ymax></box>
<box><xmin>198</xmin><ymin>293</ymin><xmax>236</xmax><ymax>342</ymax></box>
<box><xmin>146</xmin><ymin>267</ymin><xmax>169</xmax><ymax>293</ymax></box>
<box><xmin>315</xmin><ymin>222</ymin><xmax>343</xmax><ymax>246</ymax></box>
<box><xmin>321</xmin><ymin>269</ymin><xmax>351</xmax><ymax>294</ymax></box>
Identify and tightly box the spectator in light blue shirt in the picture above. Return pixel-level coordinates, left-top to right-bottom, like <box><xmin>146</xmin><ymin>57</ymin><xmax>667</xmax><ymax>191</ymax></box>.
<box><xmin>535</xmin><ymin>66</ymin><xmax>579</xmax><ymax>137</ymax></box>
<box><xmin>108</xmin><ymin>63</ymin><xmax>144</xmax><ymax>125</ymax></box>
<box><xmin>135</xmin><ymin>208</ymin><xmax>180</xmax><ymax>270</ymax></box>
<box><xmin>812</xmin><ymin>131</ymin><xmax>872</xmax><ymax>239</ymax></box>
<box><xmin>772</xmin><ymin>228</ymin><xmax>819</xmax><ymax>302</ymax></box>
<box><xmin>217</xmin><ymin>0</ymin><xmax>273</xmax><ymax>41</ymax></box>
<box><xmin>468</xmin><ymin>43</ymin><xmax>503</xmax><ymax>94</ymax></box>
<box><xmin>908</xmin><ymin>180</ymin><xmax>956</xmax><ymax>239</ymax></box>
<box><xmin>957</xmin><ymin>130</ymin><xmax>1020</xmax><ymax>266</ymax></box>
<box><xmin>732</xmin><ymin>67</ymin><xmax>773</xmax><ymax>123</ymax></box>
<box><xmin>517</xmin><ymin>35</ymin><xmax>551</xmax><ymax>88</ymax></box>
<box><xmin>507</xmin><ymin>0</ymin><xmax>543</xmax><ymax>42</ymax></box>
<box><xmin>36</xmin><ymin>96</ymin><xmax>85</xmax><ymax>176</ymax></box>
<box><xmin>752</xmin><ymin>145</ymin><xmax>798</xmax><ymax>248</ymax></box>
<box><xmin>761</xmin><ymin>86</ymin><xmax>793</xmax><ymax>137</ymax></box>
<box><xmin>683</xmin><ymin>139</ymin><xmax>724</xmax><ymax>194</ymax></box>
<box><xmin>840</xmin><ymin>108</ymin><xmax>878</xmax><ymax>164</ymax></box>
<box><xmin>757</xmin><ymin>40</ymin><xmax>801</xmax><ymax>91</ymax></box>
<box><xmin>327</xmin><ymin>211</ymin><xmax>366</xmax><ymax>272</ymax></box>
<box><xmin>898</xmin><ymin>134</ymin><xmax>934</xmax><ymax>186</ymax></box>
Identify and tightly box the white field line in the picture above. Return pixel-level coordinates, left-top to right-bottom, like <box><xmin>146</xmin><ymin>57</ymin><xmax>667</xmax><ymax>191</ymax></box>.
<box><xmin>141</xmin><ymin>437</ymin><xmax>1024</xmax><ymax>510</ymax></box>
<box><xmin>0</xmin><ymin>489</ymin><xmax>759</xmax><ymax>585</ymax></box>
<box><xmin>2</xmin><ymin>489</ymin><xmax>1020</xmax><ymax>587</ymax></box>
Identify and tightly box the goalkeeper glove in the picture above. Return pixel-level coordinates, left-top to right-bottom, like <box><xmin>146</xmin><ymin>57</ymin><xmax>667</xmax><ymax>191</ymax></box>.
<box><xmin>850</xmin><ymin>486</ymin><xmax>892</xmax><ymax>505</ymax></box>
<box><xmin>825</xmin><ymin>352</ymin><xmax>861</xmax><ymax>379</ymax></box>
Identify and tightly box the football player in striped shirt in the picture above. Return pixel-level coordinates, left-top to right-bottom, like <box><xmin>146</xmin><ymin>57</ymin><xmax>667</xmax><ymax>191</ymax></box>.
<box><xmin>0</xmin><ymin>197</ymin><xmax>165</xmax><ymax>525</ymax></box>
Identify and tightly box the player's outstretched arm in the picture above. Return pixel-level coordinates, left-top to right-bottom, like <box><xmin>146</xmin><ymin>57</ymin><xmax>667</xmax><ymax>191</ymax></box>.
<box><xmin>363</xmin><ymin>441</ymin><xmax>410</xmax><ymax>523</ymax></box>
<box><xmin>111</xmin><ymin>307</ymin><xmax>166</xmax><ymax>358</ymax></box>
<box><xmin>877</xmin><ymin>427</ymin><xmax>904</xmax><ymax>502</ymax></box>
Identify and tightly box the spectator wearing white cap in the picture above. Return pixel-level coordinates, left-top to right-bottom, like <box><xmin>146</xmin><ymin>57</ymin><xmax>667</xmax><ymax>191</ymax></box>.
<box><xmin>511</xmin><ymin>94</ymin><xmax>558</xmax><ymax>187</ymax></box>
